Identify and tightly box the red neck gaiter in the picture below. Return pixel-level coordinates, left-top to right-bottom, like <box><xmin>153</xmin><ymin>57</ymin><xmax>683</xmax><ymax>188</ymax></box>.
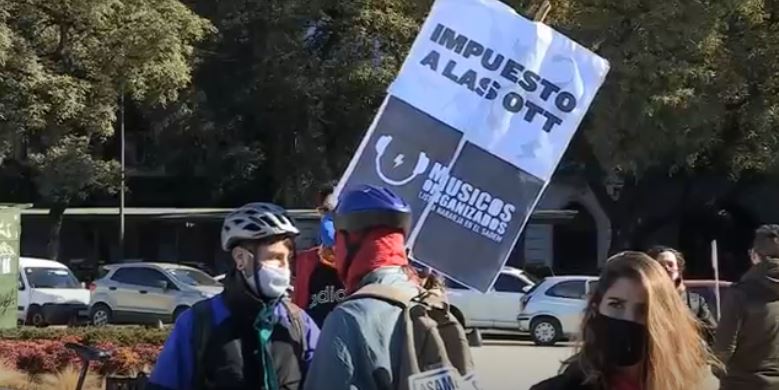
<box><xmin>335</xmin><ymin>228</ymin><xmax>408</xmax><ymax>293</ymax></box>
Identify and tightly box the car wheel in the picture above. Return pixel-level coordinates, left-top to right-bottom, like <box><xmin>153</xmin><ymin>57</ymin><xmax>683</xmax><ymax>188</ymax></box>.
<box><xmin>26</xmin><ymin>306</ymin><xmax>46</xmax><ymax>327</ymax></box>
<box><xmin>172</xmin><ymin>306</ymin><xmax>189</xmax><ymax>323</ymax></box>
<box><xmin>91</xmin><ymin>304</ymin><xmax>112</xmax><ymax>327</ymax></box>
<box><xmin>530</xmin><ymin>317</ymin><xmax>561</xmax><ymax>346</ymax></box>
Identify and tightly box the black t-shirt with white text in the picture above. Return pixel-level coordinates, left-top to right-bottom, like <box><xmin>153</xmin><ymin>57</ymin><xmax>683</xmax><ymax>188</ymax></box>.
<box><xmin>306</xmin><ymin>263</ymin><xmax>346</xmax><ymax>327</ymax></box>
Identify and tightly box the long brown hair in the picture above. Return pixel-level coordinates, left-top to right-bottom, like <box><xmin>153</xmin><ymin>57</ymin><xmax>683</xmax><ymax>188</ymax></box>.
<box><xmin>572</xmin><ymin>251</ymin><xmax>719</xmax><ymax>390</ymax></box>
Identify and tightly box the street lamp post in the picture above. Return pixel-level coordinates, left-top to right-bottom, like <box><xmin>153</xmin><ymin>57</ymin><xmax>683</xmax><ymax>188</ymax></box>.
<box><xmin>119</xmin><ymin>87</ymin><xmax>125</xmax><ymax>260</ymax></box>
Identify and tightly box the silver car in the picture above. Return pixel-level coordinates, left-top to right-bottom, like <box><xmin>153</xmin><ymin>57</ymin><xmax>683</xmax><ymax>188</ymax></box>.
<box><xmin>89</xmin><ymin>262</ymin><xmax>223</xmax><ymax>326</ymax></box>
<box><xmin>517</xmin><ymin>276</ymin><xmax>598</xmax><ymax>346</ymax></box>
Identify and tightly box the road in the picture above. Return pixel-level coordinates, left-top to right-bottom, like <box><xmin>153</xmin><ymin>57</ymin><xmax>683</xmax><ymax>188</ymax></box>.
<box><xmin>472</xmin><ymin>339</ymin><xmax>719</xmax><ymax>390</ymax></box>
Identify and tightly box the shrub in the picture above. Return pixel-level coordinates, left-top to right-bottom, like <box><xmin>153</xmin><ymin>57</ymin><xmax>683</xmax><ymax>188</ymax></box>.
<box><xmin>0</xmin><ymin>326</ymin><xmax>170</xmax><ymax>347</ymax></box>
<box><xmin>0</xmin><ymin>340</ymin><xmax>163</xmax><ymax>376</ymax></box>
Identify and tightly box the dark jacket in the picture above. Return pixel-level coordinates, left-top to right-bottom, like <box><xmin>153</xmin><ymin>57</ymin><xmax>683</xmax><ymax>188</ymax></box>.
<box><xmin>714</xmin><ymin>258</ymin><xmax>779</xmax><ymax>390</ymax></box>
<box><xmin>148</xmin><ymin>271</ymin><xmax>319</xmax><ymax>390</ymax></box>
<box><xmin>681</xmin><ymin>289</ymin><xmax>717</xmax><ymax>344</ymax></box>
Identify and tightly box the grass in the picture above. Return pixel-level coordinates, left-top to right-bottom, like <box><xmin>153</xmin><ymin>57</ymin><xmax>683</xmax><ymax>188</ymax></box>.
<box><xmin>0</xmin><ymin>361</ymin><xmax>104</xmax><ymax>390</ymax></box>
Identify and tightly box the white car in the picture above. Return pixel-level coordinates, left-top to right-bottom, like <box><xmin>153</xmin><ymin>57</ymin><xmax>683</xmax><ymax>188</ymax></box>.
<box><xmin>17</xmin><ymin>257</ymin><xmax>91</xmax><ymax>327</ymax></box>
<box><xmin>517</xmin><ymin>275</ymin><xmax>598</xmax><ymax>346</ymax></box>
<box><xmin>445</xmin><ymin>267</ymin><xmax>538</xmax><ymax>333</ymax></box>
<box><xmin>89</xmin><ymin>262</ymin><xmax>223</xmax><ymax>326</ymax></box>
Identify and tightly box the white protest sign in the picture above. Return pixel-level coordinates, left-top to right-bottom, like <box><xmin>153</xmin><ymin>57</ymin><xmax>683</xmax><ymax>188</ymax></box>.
<box><xmin>337</xmin><ymin>0</ymin><xmax>610</xmax><ymax>291</ymax></box>
<box><xmin>389</xmin><ymin>0</ymin><xmax>609</xmax><ymax>181</ymax></box>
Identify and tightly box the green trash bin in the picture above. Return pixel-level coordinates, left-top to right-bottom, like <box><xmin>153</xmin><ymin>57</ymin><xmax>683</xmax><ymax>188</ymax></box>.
<box><xmin>0</xmin><ymin>207</ymin><xmax>21</xmax><ymax>329</ymax></box>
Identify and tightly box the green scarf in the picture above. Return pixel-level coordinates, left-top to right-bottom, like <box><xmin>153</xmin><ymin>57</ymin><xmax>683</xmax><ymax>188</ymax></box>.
<box><xmin>254</xmin><ymin>303</ymin><xmax>279</xmax><ymax>390</ymax></box>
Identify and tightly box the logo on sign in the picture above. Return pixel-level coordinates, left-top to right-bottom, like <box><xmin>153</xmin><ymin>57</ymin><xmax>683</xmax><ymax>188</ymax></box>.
<box><xmin>418</xmin><ymin>163</ymin><xmax>516</xmax><ymax>243</ymax></box>
<box><xmin>371</xmin><ymin>133</ymin><xmax>517</xmax><ymax>243</ymax></box>
<box><xmin>374</xmin><ymin>135</ymin><xmax>430</xmax><ymax>186</ymax></box>
<box><xmin>408</xmin><ymin>368</ymin><xmax>480</xmax><ymax>390</ymax></box>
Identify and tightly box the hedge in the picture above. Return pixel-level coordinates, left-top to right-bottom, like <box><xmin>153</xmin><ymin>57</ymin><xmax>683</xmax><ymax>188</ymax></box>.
<box><xmin>0</xmin><ymin>326</ymin><xmax>169</xmax><ymax>377</ymax></box>
<box><xmin>0</xmin><ymin>326</ymin><xmax>171</xmax><ymax>347</ymax></box>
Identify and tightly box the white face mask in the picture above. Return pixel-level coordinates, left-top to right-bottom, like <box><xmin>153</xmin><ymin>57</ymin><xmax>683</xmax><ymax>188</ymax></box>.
<box><xmin>242</xmin><ymin>262</ymin><xmax>291</xmax><ymax>299</ymax></box>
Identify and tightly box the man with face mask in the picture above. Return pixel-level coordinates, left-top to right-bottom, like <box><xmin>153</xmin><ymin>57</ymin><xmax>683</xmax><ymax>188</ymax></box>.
<box><xmin>646</xmin><ymin>246</ymin><xmax>717</xmax><ymax>344</ymax></box>
<box><xmin>148</xmin><ymin>203</ymin><xmax>320</xmax><ymax>390</ymax></box>
<box><xmin>715</xmin><ymin>225</ymin><xmax>779</xmax><ymax>390</ymax></box>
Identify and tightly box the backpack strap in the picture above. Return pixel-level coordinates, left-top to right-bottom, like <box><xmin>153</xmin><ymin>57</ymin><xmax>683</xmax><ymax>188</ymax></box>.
<box><xmin>280</xmin><ymin>298</ymin><xmax>308</xmax><ymax>364</ymax></box>
<box><xmin>347</xmin><ymin>284</ymin><xmax>421</xmax><ymax>307</ymax></box>
<box><xmin>191</xmin><ymin>299</ymin><xmax>214</xmax><ymax>390</ymax></box>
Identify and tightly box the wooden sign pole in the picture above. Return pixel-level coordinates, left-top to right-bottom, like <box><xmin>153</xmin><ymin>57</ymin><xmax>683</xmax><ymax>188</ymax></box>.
<box><xmin>532</xmin><ymin>0</ymin><xmax>552</xmax><ymax>22</ymax></box>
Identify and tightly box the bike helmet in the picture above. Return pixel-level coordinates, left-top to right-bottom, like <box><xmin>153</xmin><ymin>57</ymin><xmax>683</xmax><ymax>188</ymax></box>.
<box><xmin>334</xmin><ymin>185</ymin><xmax>412</xmax><ymax>235</ymax></box>
<box><xmin>221</xmin><ymin>203</ymin><xmax>300</xmax><ymax>251</ymax></box>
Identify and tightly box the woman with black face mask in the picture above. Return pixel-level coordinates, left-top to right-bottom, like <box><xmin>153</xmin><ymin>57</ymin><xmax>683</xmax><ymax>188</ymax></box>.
<box><xmin>531</xmin><ymin>251</ymin><xmax>721</xmax><ymax>390</ymax></box>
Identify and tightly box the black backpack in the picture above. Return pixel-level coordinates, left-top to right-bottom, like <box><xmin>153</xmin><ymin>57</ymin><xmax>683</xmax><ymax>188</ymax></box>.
<box><xmin>190</xmin><ymin>298</ymin><xmax>308</xmax><ymax>389</ymax></box>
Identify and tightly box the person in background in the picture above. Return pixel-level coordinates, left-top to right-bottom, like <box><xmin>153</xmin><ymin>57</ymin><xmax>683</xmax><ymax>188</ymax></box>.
<box><xmin>148</xmin><ymin>203</ymin><xmax>319</xmax><ymax>390</ymax></box>
<box><xmin>293</xmin><ymin>181</ymin><xmax>337</xmax><ymax>308</ymax></box>
<box><xmin>531</xmin><ymin>251</ymin><xmax>719</xmax><ymax>390</ymax></box>
<box><xmin>715</xmin><ymin>225</ymin><xmax>779</xmax><ymax>390</ymax></box>
<box><xmin>301</xmin><ymin>214</ymin><xmax>346</xmax><ymax>327</ymax></box>
<box><xmin>646</xmin><ymin>245</ymin><xmax>717</xmax><ymax>343</ymax></box>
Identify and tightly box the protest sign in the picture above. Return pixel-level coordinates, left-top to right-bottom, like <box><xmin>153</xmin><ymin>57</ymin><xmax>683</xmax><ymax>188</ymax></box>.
<box><xmin>338</xmin><ymin>0</ymin><xmax>610</xmax><ymax>291</ymax></box>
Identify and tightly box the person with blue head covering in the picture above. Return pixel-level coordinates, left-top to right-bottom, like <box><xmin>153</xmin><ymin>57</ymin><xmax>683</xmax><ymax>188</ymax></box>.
<box><xmin>293</xmin><ymin>181</ymin><xmax>347</xmax><ymax>327</ymax></box>
<box><xmin>303</xmin><ymin>211</ymin><xmax>346</xmax><ymax>327</ymax></box>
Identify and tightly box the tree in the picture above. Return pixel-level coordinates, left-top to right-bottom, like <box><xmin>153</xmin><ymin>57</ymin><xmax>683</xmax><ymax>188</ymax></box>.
<box><xmin>542</xmin><ymin>0</ymin><xmax>779</xmax><ymax>251</ymax></box>
<box><xmin>153</xmin><ymin>0</ymin><xmax>544</xmax><ymax>206</ymax></box>
<box><xmin>29</xmin><ymin>136</ymin><xmax>119</xmax><ymax>259</ymax></box>
<box><xmin>0</xmin><ymin>0</ymin><xmax>212</xmax><ymax>259</ymax></box>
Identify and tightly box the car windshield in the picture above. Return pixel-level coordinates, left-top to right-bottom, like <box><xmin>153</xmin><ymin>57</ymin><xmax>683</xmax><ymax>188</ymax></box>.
<box><xmin>167</xmin><ymin>268</ymin><xmax>220</xmax><ymax>287</ymax></box>
<box><xmin>25</xmin><ymin>267</ymin><xmax>80</xmax><ymax>289</ymax></box>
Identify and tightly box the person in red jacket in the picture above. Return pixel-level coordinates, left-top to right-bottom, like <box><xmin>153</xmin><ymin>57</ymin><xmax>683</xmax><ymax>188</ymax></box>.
<box><xmin>299</xmin><ymin>213</ymin><xmax>345</xmax><ymax>326</ymax></box>
<box><xmin>293</xmin><ymin>182</ymin><xmax>338</xmax><ymax>310</ymax></box>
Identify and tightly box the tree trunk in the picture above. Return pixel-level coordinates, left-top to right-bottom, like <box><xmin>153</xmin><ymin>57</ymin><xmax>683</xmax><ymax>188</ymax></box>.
<box><xmin>47</xmin><ymin>204</ymin><xmax>67</xmax><ymax>261</ymax></box>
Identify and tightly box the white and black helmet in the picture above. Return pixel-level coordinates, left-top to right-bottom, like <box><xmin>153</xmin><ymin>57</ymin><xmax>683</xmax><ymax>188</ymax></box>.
<box><xmin>221</xmin><ymin>203</ymin><xmax>300</xmax><ymax>251</ymax></box>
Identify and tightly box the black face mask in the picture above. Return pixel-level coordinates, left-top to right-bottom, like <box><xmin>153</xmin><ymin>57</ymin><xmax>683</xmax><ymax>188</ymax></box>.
<box><xmin>591</xmin><ymin>312</ymin><xmax>647</xmax><ymax>367</ymax></box>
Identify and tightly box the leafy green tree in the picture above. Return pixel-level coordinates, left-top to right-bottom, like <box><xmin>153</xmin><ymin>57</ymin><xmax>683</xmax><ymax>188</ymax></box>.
<box><xmin>553</xmin><ymin>0</ymin><xmax>779</xmax><ymax>249</ymax></box>
<box><xmin>0</xmin><ymin>0</ymin><xmax>212</xmax><ymax>259</ymax></box>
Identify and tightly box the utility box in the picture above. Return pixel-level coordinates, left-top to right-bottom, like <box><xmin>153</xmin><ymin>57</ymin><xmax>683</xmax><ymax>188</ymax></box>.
<box><xmin>0</xmin><ymin>207</ymin><xmax>21</xmax><ymax>329</ymax></box>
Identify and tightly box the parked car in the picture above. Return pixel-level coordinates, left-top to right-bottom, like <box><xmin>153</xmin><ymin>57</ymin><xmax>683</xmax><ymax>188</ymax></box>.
<box><xmin>17</xmin><ymin>257</ymin><xmax>90</xmax><ymax>327</ymax></box>
<box><xmin>446</xmin><ymin>267</ymin><xmax>538</xmax><ymax>333</ymax></box>
<box><xmin>518</xmin><ymin>276</ymin><xmax>599</xmax><ymax>346</ymax></box>
<box><xmin>89</xmin><ymin>262</ymin><xmax>223</xmax><ymax>326</ymax></box>
<box><xmin>683</xmin><ymin>279</ymin><xmax>733</xmax><ymax>320</ymax></box>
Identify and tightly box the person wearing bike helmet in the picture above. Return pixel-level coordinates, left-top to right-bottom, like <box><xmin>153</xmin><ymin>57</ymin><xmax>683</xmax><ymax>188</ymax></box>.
<box><xmin>304</xmin><ymin>185</ymin><xmax>419</xmax><ymax>390</ymax></box>
<box><xmin>148</xmin><ymin>203</ymin><xmax>320</xmax><ymax>390</ymax></box>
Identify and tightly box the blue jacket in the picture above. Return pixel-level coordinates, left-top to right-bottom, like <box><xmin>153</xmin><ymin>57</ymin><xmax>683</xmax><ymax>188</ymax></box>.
<box><xmin>303</xmin><ymin>267</ymin><xmax>417</xmax><ymax>390</ymax></box>
<box><xmin>149</xmin><ymin>293</ymin><xmax>320</xmax><ymax>390</ymax></box>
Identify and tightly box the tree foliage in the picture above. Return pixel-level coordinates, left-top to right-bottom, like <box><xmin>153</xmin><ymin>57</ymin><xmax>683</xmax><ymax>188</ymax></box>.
<box><xmin>0</xmin><ymin>0</ymin><xmax>212</xmax><ymax>257</ymax></box>
<box><xmin>2</xmin><ymin>0</ymin><xmax>778</xmax><ymax>257</ymax></box>
<box><xmin>152</xmin><ymin>0</ymin><xmax>778</xmax><ymax>209</ymax></box>
<box><xmin>556</xmin><ymin>0</ymin><xmax>779</xmax><ymax>178</ymax></box>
